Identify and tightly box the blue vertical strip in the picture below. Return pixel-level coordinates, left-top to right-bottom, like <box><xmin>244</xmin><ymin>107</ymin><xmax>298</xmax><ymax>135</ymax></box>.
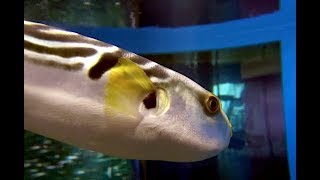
<box><xmin>280</xmin><ymin>0</ymin><xmax>296</xmax><ymax>179</ymax></box>
<box><xmin>281</xmin><ymin>31</ymin><xmax>296</xmax><ymax>180</ymax></box>
<box><xmin>281</xmin><ymin>0</ymin><xmax>296</xmax><ymax>16</ymax></box>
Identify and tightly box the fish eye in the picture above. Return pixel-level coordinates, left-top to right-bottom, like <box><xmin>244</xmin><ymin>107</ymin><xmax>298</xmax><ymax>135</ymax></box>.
<box><xmin>206</xmin><ymin>95</ymin><xmax>220</xmax><ymax>114</ymax></box>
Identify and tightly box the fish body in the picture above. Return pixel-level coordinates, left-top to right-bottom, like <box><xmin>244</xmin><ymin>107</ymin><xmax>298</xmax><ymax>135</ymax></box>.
<box><xmin>24</xmin><ymin>20</ymin><xmax>232</xmax><ymax>162</ymax></box>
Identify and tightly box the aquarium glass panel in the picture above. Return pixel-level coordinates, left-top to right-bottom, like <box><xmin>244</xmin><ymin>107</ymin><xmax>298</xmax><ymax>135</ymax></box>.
<box><xmin>25</xmin><ymin>1</ymin><xmax>287</xmax><ymax>179</ymax></box>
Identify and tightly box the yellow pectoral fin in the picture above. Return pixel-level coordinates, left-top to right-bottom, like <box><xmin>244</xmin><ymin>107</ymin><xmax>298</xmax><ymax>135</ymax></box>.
<box><xmin>105</xmin><ymin>57</ymin><xmax>155</xmax><ymax>118</ymax></box>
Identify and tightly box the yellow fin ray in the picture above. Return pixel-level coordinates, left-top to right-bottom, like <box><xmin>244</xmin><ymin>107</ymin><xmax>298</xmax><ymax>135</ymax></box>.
<box><xmin>105</xmin><ymin>57</ymin><xmax>155</xmax><ymax>118</ymax></box>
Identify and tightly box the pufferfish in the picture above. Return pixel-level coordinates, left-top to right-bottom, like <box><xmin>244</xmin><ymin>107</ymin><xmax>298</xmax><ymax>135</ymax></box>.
<box><xmin>24</xmin><ymin>20</ymin><xmax>232</xmax><ymax>162</ymax></box>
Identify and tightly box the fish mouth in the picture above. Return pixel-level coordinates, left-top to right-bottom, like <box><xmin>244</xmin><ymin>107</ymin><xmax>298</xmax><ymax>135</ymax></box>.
<box><xmin>220</xmin><ymin>110</ymin><xmax>232</xmax><ymax>136</ymax></box>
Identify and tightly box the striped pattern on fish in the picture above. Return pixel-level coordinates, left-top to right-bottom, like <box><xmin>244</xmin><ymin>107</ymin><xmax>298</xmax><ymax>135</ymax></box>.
<box><xmin>24</xmin><ymin>20</ymin><xmax>232</xmax><ymax>162</ymax></box>
<box><xmin>24</xmin><ymin>21</ymin><xmax>168</xmax><ymax>83</ymax></box>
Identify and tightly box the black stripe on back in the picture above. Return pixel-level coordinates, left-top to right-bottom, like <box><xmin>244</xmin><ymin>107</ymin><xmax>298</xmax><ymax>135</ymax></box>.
<box><xmin>143</xmin><ymin>68</ymin><xmax>169</xmax><ymax>79</ymax></box>
<box><xmin>25</xmin><ymin>57</ymin><xmax>84</xmax><ymax>71</ymax></box>
<box><xmin>24</xmin><ymin>23</ymin><xmax>108</xmax><ymax>47</ymax></box>
<box><xmin>24</xmin><ymin>40</ymin><xmax>97</xmax><ymax>58</ymax></box>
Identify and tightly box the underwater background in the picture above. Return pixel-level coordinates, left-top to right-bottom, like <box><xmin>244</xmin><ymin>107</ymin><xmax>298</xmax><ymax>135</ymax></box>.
<box><xmin>24</xmin><ymin>0</ymin><xmax>292</xmax><ymax>179</ymax></box>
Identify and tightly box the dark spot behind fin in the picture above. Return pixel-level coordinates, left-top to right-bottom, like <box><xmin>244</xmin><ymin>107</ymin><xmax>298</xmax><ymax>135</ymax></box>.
<box><xmin>88</xmin><ymin>53</ymin><xmax>120</xmax><ymax>80</ymax></box>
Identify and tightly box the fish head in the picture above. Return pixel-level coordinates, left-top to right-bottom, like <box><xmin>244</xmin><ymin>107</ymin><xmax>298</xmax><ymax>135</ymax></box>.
<box><xmin>135</xmin><ymin>70</ymin><xmax>233</xmax><ymax>162</ymax></box>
